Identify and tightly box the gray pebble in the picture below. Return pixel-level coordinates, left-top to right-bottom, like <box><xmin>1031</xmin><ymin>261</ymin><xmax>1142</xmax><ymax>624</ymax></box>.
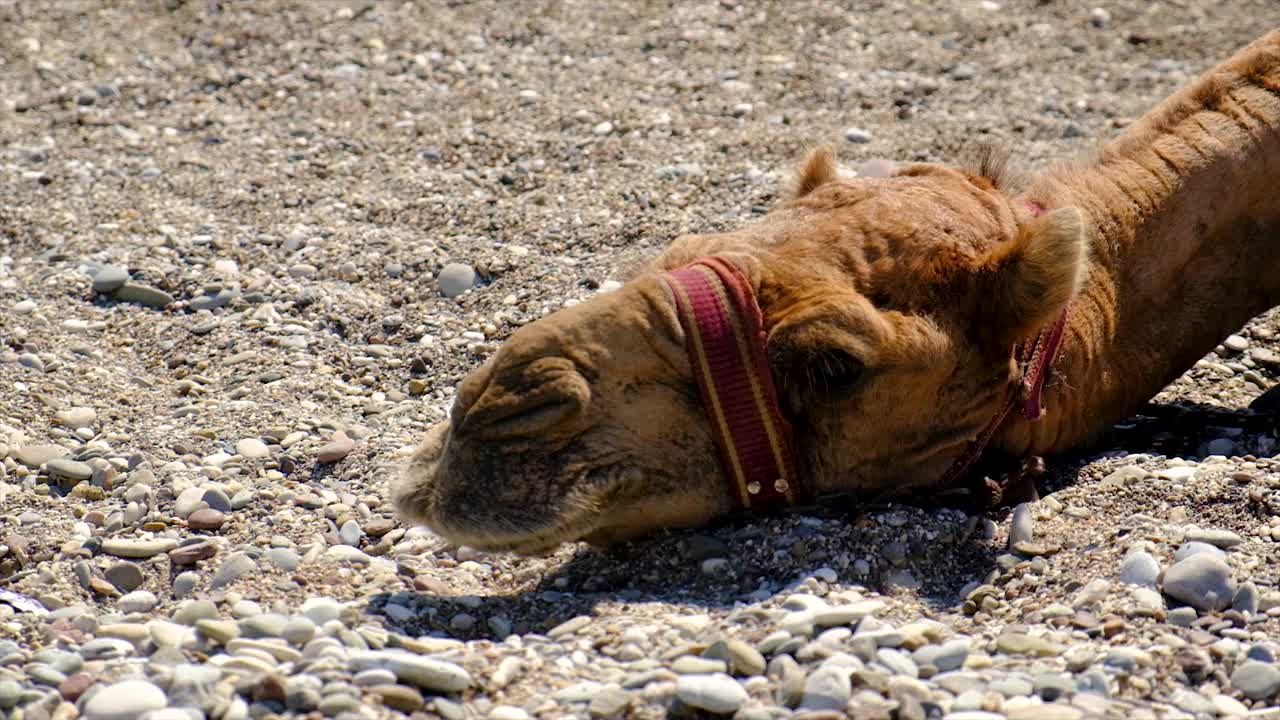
<box><xmin>1174</xmin><ymin>541</ymin><xmax>1225</xmax><ymax>561</ymax></box>
<box><xmin>117</xmin><ymin>590</ymin><xmax>158</xmax><ymax>613</ymax></box>
<box><xmin>1183</xmin><ymin>527</ymin><xmax>1244</xmax><ymax>548</ymax></box>
<box><xmin>89</xmin><ymin>265</ymin><xmax>129</xmax><ymax>293</ymax></box>
<box><xmin>104</xmin><ymin>562</ymin><xmax>145</xmax><ymax>592</ymax></box>
<box><xmin>1167</xmin><ymin>606</ymin><xmax>1198</xmax><ymax>627</ymax></box>
<box><xmin>113</xmin><ymin>283</ymin><xmax>174</xmax><ymax>309</ymax></box>
<box><xmin>47</xmin><ymin>458</ymin><xmax>92</xmax><ymax>481</ymax></box>
<box><xmin>211</xmin><ymin>552</ymin><xmax>257</xmax><ymax>589</ymax></box>
<box><xmin>340</xmin><ymin>519</ymin><xmax>363</xmax><ymax>547</ymax></box>
<box><xmin>348</xmin><ymin>649</ymin><xmax>472</xmax><ymax>692</ymax></box>
<box><xmin>799</xmin><ymin>665</ymin><xmax>851</xmax><ymax>711</ymax></box>
<box><xmin>173</xmin><ymin>572</ymin><xmax>200</xmax><ymax>597</ymax></box>
<box><xmin>437</xmin><ymin>263</ymin><xmax>477</xmax><ymax>298</ymax></box>
<box><xmin>1233</xmin><ymin>582</ymin><xmax>1260</xmax><ymax>615</ymax></box>
<box><xmin>913</xmin><ymin>639</ymin><xmax>969</xmax><ymax>672</ymax></box>
<box><xmin>1161</xmin><ymin>553</ymin><xmax>1236</xmax><ymax>612</ymax></box>
<box><xmin>17</xmin><ymin>353</ymin><xmax>44</xmax><ymax>371</ymax></box>
<box><xmin>674</xmin><ymin>673</ymin><xmax>748</xmax><ymax>714</ymax></box>
<box><xmin>844</xmin><ymin>127</ymin><xmax>873</xmax><ymax>144</ymax></box>
<box><xmin>875</xmin><ymin>648</ymin><xmax>918</xmax><ymax>677</ymax></box>
<box><xmin>1119</xmin><ymin>550</ymin><xmax>1160</xmax><ymax>587</ymax></box>
<box><xmin>1230</xmin><ymin>660</ymin><xmax>1280</xmax><ymax>700</ymax></box>
<box><xmin>1008</xmin><ymin>503</ymin><xmax>1034</xmax><ymax>549</ymax></box>
<box><xmin>265</xmin><ymin>547</ymin><xmax>301</xmax><ymax>571</ymax></box>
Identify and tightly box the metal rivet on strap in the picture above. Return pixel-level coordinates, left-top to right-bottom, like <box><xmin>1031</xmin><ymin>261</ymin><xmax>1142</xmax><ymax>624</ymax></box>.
<box><xmin>774</xmin><ymin>478</ymin><xmax>789</xmax><ymax>494</ymax></box>
<box><xmin>746</xmin><ymin>482</ymin><xmax>761</xmax><ymax>495</ymax></box>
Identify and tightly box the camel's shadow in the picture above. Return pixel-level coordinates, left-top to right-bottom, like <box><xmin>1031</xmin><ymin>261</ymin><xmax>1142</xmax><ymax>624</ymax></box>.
<box><xmin>366</xmin><ymin>397</ymin><xmax>1277</xmax><ymax>641</ymax></box>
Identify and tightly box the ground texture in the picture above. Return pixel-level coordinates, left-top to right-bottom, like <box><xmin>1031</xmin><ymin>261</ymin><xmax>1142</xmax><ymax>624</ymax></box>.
<box><xmin>2</xmin><ymin>2</ymin><xmax>1280</xmax><ymax>720</ymax></box>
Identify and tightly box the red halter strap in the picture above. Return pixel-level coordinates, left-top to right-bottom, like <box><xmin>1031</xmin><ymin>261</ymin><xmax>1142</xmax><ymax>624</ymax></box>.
<box><xmin>939</xmin><ymin>198</ymin><xmax>1071</xmax><ymax>489</ymax></box>
<box><xmin>661</xmin><ymin>257</ymin><xmax>802</xmax><ymax>513</ymax></box>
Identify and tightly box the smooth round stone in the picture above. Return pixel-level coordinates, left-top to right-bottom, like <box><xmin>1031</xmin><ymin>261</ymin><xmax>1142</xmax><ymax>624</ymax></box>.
<box><xmin>89</xmin><ymin>265</ymin><xmax>129</xmax><ymax>293</ymax></box>
<box><xmin>353</xmin><ymin>669</ymin><xmax>398</xmax><ymax>687</ymax></box>
<box><xmin>235</xmin><ymin>438</ymin><xmax>270</xmax><ymax>459</ymax></box>
<box><xmin>1168</xmin><ymin>606</ymin><xmax>1198</xmax><ymax>627</ymax></box>
<box><xmin>210</xmin><ymin>553</ymin><xmax>257</xmax><ymax>588</ymax></box>
<box><xmin>1119</xmin><ymin>550</ymin><xmax>1160</xmax><ymax>587</ymax></box>
<box><xmin>113</xmin><ymin>283</ymin><xmax>174</xmax><ymax>309</ymax></box>
<box><xmin>117</xmin><ymin>591</ymin><xmax>158</xmax><ymax>613</ymax></box>
<box><xmin>1161</xmin><ymin>554</ymin><xmax>1236</xmax><ymax>612</ymax></box>
<box><xmin>369</xmin><ymin>684</ymin><xmax>426</xmax><ymax>712</ymax></box>
<box><xmin>201</xmin><ymin>488</ymin><xmax>232</xmax><ymax>513</ymax></box>
<box><xmin>56</xmin><ymin>407</ymin><xmax>97</xmax><ymax>430</ymax></box>
<box><xmin>876</xmin><ymin>648</ymin><xmax>918</xmax><ymax>677</ymax></box>
<box><xmin>844</xmin><ymin>127</ymin><xmax>873</xmax><ymax>144</ymax></box>
<box><xmin>989</xmin><ymin>676</ymin><xmax>1035</xmax><ymax>697</ymax></box>
<box><xmin>675</xmin><ymin>673</ymin><xmax>747</xmax><ymax>714</ymax></box>
<box><xmin>1008</xmin><ymin>503</ymin><xmax>1034</xmax><ymax>549</ymax></box>
<box><xmin>437</xmin><ymin>263</ymin><xmax>477</xmax><ymax>298</ymax></box>
<box><xmin>913</xmin><ymin>639</ymin><xmax>970</xmax><ymax>672</ymax></box>
<box><xmin>16</xmin><ymin>444</ymin><xmax>69</xmax><ymax>468</ymax></box>
<box><xmin>799</xmin><ymin>665</ymin><xmax>851</xmax><ymax>711</ymax></box>
<box><xmin>1233</xmin><ymin>582</ymin><xmax>1261</xmax><ymax>615</ymax></box>
<box><xmin>1231</xmin><ymin>661</ymin><xmax>1280</xmax><ymax>700</ymax></box>
<box><xmin>104</xmin><ymin>562</ymin><xmax>145</xmax><ymax>592</ymax></box>
<box><xmin>0</xmin><ymin>680</ymin><xmax>21</xmax><ymax>709</ymax></box>
<box><xmin>81</xmin><ymin>679</ymin><xmax>166</xmax><ymax>720</ymax></box>
<box><xmin>488</xmin><ymin>707</ymin><xmax>530</xmax><ymax>720</ymax></box>
<box><xmin>173</xmin><ymin>572</ymin><xmax>200</xmax><ymax>597</ymax></box>
<box><xmin>281</xmin><ymin>617</ymin><xmax>316</xmax><ymax>645</ymax></box>
<box><xmin>174</xmin><ymin>487</ymin><xmax>207</xmax><ymax>518</ymax></box>
<box><xmin>339</xmin><ymin>520</ymin><xmax>363</xmax><ymax>546</ymax></box>
<box><xmin>324</xmin><ymin>545</ymin><xmax>370</xmax><ymax>564</ymax></box>
<box><xmin>300</xmin><ymin>597</ymin><xmax>343</xmax><ymax>625</ymax></box>
<box><xmin>172</xmin><ymin>600</ymin><xmax>219</xmax><ymax>626</ymax></box>
<box><xmin>187</xmin><ymin>508</ymin><xmax>225</xmax><ymax>531</ymax></box>
<box><xmin>265</xmin><ymin>547</ymin><xmax>301</xmax><ymax>571</ymax></box>
<box><xmin>1174</xmin><ymin>541</ymin><xmax>1226</xmax><ymax>562</ymax></box>
<box><xmin>239</xmin><ymin>613</ymin><xmax>289</xmax><ymax>638</ymax></box>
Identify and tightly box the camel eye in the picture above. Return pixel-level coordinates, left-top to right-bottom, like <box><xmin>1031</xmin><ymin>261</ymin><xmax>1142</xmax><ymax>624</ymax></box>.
<box><xmin>771</xmin><ymin>345</ymin><xmax>866</xmax><ymax>402</ymax></box>
<box><xmin>808</xmin><ymin>348</ymin><xmax>865</xmax><ymax>394</ymax></box>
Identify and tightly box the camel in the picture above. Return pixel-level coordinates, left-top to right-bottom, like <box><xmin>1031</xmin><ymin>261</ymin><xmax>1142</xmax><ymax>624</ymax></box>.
<box><xmin>393</xmin><ymin>31</ymin><xmax>1280</xmax><ymax>556</ymax></box>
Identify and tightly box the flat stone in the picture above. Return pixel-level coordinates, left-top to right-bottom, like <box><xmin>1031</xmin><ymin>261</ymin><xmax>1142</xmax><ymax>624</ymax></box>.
<box><xmin>348</xmin><ymin>649</ymin><xmax>472</xmax><ymax>692</ymax></box>
<box><xmin>56</xmin><ymin>407</ymin><xmax>97</xmax><ymax>430</ymax></box>
<box><xmin>211</xmin><ymin>552</ymin><xmax>257</xmax><ymax>588</ymax></box>
<box><xmin>169</xmin><ymin>541</ymin><xmax>217</xmax><ymax>565</ymax></box>
<box><xmin>1161</xmin><ymin>553</ymin><xmax>1236</xmax><ymax>612</ymax></box>
<box><xmin>81</xmin><ymin>679</ymin><xmax>166</xmax><ymax>720</ymax></box>
<box><xmin>46</xmin><ymin>458</ymin><xmax>93</xmax><ymax>481</ymax></box>
<box><xmin>1119</xmin><ymin>550</ymin><xmax>1160</xmax><ymax>587</ymax></box>
<box><xmin>104</xmin><ymin>562</ymin><xmax>144</xmax><ymax>592</ymax></box>
<box><xmin>368</xmin><ymin>684</ymin><xmax>425</xmax><ymax>712</ymax></box>
<box><xmin>913</xmin><ymin>639</ymin><xmax>969</xmax><ymax>672</ymax></box>
<box><xmin>113</xmin><ymin>283</ymin><xmax>174</xmax><ymax>309</ymax></box>
<box><xmin>315</xmin><ymin>431</ymin><xmax>355</xmax><ymax>462</ymax></box>
<box><xmin>674</xmin><ymin>673</ymin><xmax>748</xmax><ymax>714</ymax></box>
<box><xmin>174</xmin><ymin>486</ymin><xmax>207</xmax><ymax>518</ymax></box>
<box><xmin>15</xmin><ymin>444</ymin><xmax>69</xmax><ymax>468</ymax></box>
<box><xmin>101</xmin><ymin>538</ymin><xmax>178</xmax><ymax>559</ymax></box>
<box><xmin>187</xmin><ymin>508</ymin><xmax>225</xmax><ymax>531</ymax></box>
<box><xmin>995</xmin><ymin>633</ymin><xmax>1062</xmax><ymax>657</ymax></box>
<box><xmin>1183</xmin><ymin>527</ymin><xmax>1244</xmax><ymax>548</ymax></box>
<box><xmin>88</xmin><ymin>265</ymin><xmax>129</xmax><ymax>293</ymax></box>
<box><xmin>1231</xmin><ymin>660</ymin><xmax>1280</xmax><ymax>700</ymax></box>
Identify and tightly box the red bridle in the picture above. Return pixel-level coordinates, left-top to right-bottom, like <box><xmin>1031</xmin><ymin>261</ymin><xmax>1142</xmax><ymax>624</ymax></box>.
<box><xmin>661</xmin><ymin>201</ymin><xmax>1068</xmax><ymax>512</ymax></box>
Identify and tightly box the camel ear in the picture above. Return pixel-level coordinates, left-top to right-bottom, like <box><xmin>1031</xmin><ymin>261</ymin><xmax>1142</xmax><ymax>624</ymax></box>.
<box><xmin>982</xmin><ymin>207</ymin><xmax>1088</xmax><ymax>345</ymax></box>
<box><xmin>788</xmin><ymin>146</ymin><xmax>839</xmax><ymax>199</ymax></box>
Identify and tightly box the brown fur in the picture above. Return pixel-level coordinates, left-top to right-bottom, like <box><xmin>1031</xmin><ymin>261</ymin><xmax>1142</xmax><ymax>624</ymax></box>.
<box><xmin>393</xmin><ymin>32</ymin><xmax>1280</xmax><ymax>554</ymax></box>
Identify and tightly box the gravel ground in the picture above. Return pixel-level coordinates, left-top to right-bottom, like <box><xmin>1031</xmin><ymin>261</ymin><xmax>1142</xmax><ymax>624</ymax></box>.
<box><xmin>3</xmin><ymin>2</ymin><xmax>1280</xmax><ymax>719</ymax></box>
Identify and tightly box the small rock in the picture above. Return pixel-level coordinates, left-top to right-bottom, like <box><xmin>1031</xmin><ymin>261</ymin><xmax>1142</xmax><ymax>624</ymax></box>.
<box><xmin>674</xmin><ymin>673</ymin><xmax>747</xmax><ymax>714</ymax></box>
<box><xmin>113</xmin><ymin>283</ymin><xmax>174</xmax><ymax>309</ymax></box>
<box><xmin>117</xmin><ymin>590</ymin><xmax>158</xmax><ymax>613</ymax></box>
<box><xmin>437</xmin><ymin>263</ymin><xmax>478</xmax><ymax>298</ymax></box>
<box><xmin>235</xmin><ymin>438</ymin><xmax>270</xmax><ymax>459</ymax></box>
<box><xmin>1119</xmin><ymin>550</ymin><xmax>1160</xmax><ymax>587</ymax></box>
<box><xmin>844</xmin><ymin>127</ymin><xmax>873</xmax><ymax>144</ymax></box>
<box><xmin>89</xmin><ymin>265</ymin><xmax>129</xmax><ymax>293</ymax></box>
<box><xmin>1161</xmin><ymin>553</ymin><xmax>1236</xmax><ymax>612</ymax></box>
<box><xmin>211</xmin><ymin>553</ymin><xmax>257</xmax><ymax>588</ymax></box>
<box><xmin>1183</xmin><ymin>527</ymin><xmax>1244</xmax><ymax>548</ymax></box>
<box><xmin>101</xmin><ymin>538</ymin><xmax>178</xmax><ymax>559</ymax></box>
<box><xmin>81</xmin><ymin>680</ymin><xmax>166</xmax><ymax>720</ymax></box>
<box><xmin>187</xmin><ymin>508</ymin><xmax>225</xmax><ymax>531</ymax></box>
<box><xmin>316</xmin><ymin>431</ymin><xmax>355</xmax><ymax>462</ymax></box>
<box><xmin>1008</xmin><ymin>503</ymin><xmax>1034</xmax><ymax>549</ymax></box>
<box><xmin>1230</xmin><ymin>660</ymin><xmax>1280</xmax><ymax>700</ymax></box>
<box><xmin>103</xmin><ymin>562</ymin><xmax>145</xmax><ymax>592</ymax></box>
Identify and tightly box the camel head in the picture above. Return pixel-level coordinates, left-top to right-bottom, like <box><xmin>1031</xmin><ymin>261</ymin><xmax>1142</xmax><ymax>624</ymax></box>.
<box><xmin>392</xmin><ymin>148</ymin><xmax>1089</xmax><ymax>555</ymax></box>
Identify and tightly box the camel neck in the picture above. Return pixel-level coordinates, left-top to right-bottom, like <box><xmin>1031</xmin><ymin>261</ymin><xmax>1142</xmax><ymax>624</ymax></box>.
<box><xmin>996</xmin><ymin>32</ymin><xmax>1280</xmax><ymax>456</ymax></box>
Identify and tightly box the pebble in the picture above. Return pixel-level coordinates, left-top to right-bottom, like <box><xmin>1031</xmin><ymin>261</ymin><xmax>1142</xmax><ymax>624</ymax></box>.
<box><xmin>437</xmin><ymin>263</ymin><xmax>478</xmax><ymax>298</ymax></box>
<box><xmin>1161</xmin><ymin>553</ymin><xmax>1236</xmax><ymax>612</ymax></box>
<box><xmin>1174</xmin><ymin>540</ymin><xmax>1226</xmax><ymax>561</ymax></box>
<box><xmin>187</xmin><ymin>508</ymin><xmax>225</xmax><ymax>531</ymax></box>
<box><xmin>55</xmin><ymin>407</ymin><xmax>97</xmax><ymax>429</ymax></box>
<box><xmin>81</xmin><ymin>679</ymin><xmax>166</xmax><ymax>720</ymax></box>
<box><xmin>117</xmin><ymin>590</ymin><xmax>158</xmax><ymax>613</ymax></box>
<box><xmin>844</xmin><ymin>127</ymin><xmax>873</xmax><ymax>144</ymax></box>
<box><xmin>675</xmin><ymin>673</ymin><xmax>748</xmax><ymax>714</ymax></box>
<box><xmin>15</xmin><ymin>444</ymin><xmax>68</xmax><ymax>468</ymax></box>
<box><xmin>1008</xmin><ymin>503</ymin><xmax>1034</xmax><ymax>549</ymax></box>
<box><xmin>1118</xmin><ymin>550</ymin><xmax>1160</xmax><ymax>587</ymax></box>
<box><xmin>113</xmin><ymin>283</ymin><xmax>174</xmax><ymax>309</ymax></box>
<box><xmin>348</xmin><ymin>650</ymin><xmax>472</xmax><ymax>692</ymax></box>
<box><xmin>101</xmin><ymin>538</ymin><xmax>178</xmax><ymax>558</ymax></box>
<box><xmin>211</xmin><ymin>553</ymin><xmax>257</xmax><ymax>588</ymax></box>
<box><xmin>1183</xmin><ymin>527</ymin><xmax>1244</xmax><ymax>548</ymax></box>
<box><xmin>235</xmin><ymin>438</ymin><xmax>270</xmax><ymax>459</ymax></box>
<box><xmin>88</xmin><ymin>265</ymin><xmax>129</xmax><ymax>292</ymax></box>
<box><xmin>1230</xmin><ymin>660</ymin><xmax>1280</xmax><ymax>699</ymax></box>
<box><xmin>316</xmin><ymin>430</ymin><xmax>355</xmax><ymax>462</ymax></box>
<box><xmin>103</xmin><ymin>562</ymin><xmax>144</xmax><ymax>592</ymax></box>
<box><xmin>1223</xmin><ymin>334</ymin><xmax>1249</xmax><ymax>352</ymax></box>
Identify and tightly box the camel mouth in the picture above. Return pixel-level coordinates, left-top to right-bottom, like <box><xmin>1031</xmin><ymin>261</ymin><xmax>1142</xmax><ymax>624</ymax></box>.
<box><xmin>393</xmin><ymin>422</ymin><xmax>624</xmax><ymax>555</ymax></box>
